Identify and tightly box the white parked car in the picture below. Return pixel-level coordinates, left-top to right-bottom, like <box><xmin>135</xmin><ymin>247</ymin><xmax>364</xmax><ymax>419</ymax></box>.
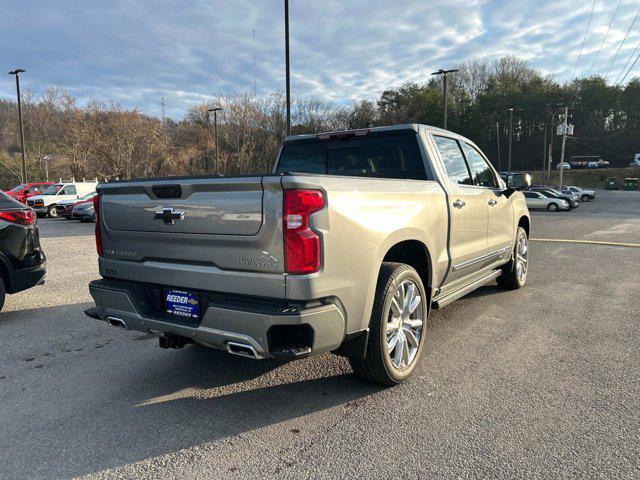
<box><xmin>26</xmin><ymin>181</ymin><xmax>98</xmax><ymax>217</ymax></box>
<box><xmin>523</xmin><ymin>191</ymin><xmax>570</xmax><ymax>212</ymax></box>
<box><xmin>564</xmin><ymin>185</ymin><xmax>596</xmax><ymax>202</ymax></box>
<box><xmin>556</xmin><ymin>162</ymin><xmax>571</xmax><ymax>170</ymax></box>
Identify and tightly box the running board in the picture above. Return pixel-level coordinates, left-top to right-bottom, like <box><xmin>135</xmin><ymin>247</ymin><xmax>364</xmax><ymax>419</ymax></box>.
<box><xmin>431</xmin><ymin>270</ymin><xmax>502</xmax><ymax>309</ymax></box>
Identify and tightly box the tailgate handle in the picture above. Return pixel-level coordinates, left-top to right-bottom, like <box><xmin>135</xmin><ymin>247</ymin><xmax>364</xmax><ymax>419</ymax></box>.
<box><xmin>152</xmin><ymin>184</ymin><xmax>182</xmax><ymax>199</ymax></box>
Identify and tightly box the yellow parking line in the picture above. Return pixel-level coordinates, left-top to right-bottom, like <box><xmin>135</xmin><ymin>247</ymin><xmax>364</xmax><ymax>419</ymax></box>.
<box><xmin>531</xmin><ymin>238</ymin><xmax>640</xmax><ymax>249</ymax></box>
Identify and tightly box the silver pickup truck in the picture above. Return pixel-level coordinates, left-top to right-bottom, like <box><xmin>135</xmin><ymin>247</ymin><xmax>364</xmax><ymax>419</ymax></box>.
<box><xmin>86</xmin><ymin>124</ymin><xmax>531</xmax><ymax>385</ymax></box>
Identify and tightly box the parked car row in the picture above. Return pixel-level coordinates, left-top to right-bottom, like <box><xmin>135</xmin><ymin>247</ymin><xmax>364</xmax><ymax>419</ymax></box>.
<box><xmin>20</xmin><ymin>180</ymin><xmax>98</xmax><ymax>218</ymax></box>
<box><xmin>56</xmin><ymin>192</ymin><xmax>98</xmax><ymax>221</ymax></box>
<box><xmin>522</xmin><ymin>185</ymin><xmax>595</xmax><ymax>212</ymax></box>
<box><xmin>556</xmin><ymin>159</ymin><xmax>610</xmax><ymax>169</ymax></box>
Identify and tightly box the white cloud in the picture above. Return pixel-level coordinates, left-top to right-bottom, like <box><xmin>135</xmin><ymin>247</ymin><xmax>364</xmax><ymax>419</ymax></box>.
<box><xmin>1</xmin><ymin>0</ymin><xmax>638</xmax><ymax>118</ymax></box>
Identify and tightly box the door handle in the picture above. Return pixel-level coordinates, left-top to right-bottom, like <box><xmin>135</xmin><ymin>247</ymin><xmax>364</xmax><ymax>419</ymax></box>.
<box><xmin>488</xmin><ymin>199</ymin><xmax>498</xmax><ymax>206</ymax></box>
<box><xmin>453</xmin><ymin>199</ymin><xmax>465</xmax><ymax>209</ymax></box>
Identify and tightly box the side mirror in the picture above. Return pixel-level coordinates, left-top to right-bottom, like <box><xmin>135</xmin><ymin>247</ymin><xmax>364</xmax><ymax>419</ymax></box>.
<box><xmin>506</xmin><ymin>173</ymin><xmax>532</xmax><ymax>191</ymax></box>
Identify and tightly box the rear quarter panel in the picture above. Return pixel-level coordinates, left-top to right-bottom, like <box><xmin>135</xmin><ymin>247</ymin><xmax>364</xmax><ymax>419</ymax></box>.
<box><xmin>281</xmin><ymin>174</ymin><xmax>448</xmax><ymax>334</ymax></box>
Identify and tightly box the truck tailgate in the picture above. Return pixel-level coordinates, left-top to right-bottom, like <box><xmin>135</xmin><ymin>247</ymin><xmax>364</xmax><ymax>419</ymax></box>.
<box><xmin>102</xmin><ymin>177</ymin><xmax>263</xmax><ymax>235</ymax></box>
<box><xmin>97</xmin><ymin>177</ymin><xmax>286</xmax><ymax>295</ymax></box>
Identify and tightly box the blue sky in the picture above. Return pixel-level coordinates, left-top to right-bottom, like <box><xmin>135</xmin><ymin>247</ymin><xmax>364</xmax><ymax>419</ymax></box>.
<box><xmin>2</xmin><ymin>0</ymin><xmax>639</xmax><ymax>119</ymax></box>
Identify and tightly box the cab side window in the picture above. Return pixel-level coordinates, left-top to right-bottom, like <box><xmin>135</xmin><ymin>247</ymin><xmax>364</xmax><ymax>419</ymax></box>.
<box><xmin>61</xmin><ymin>185</ymin><xmax>77</xmax><ymax>195</ymax></box>
<box><xmin>463</xmin><ymin>144</ymin><xmax>498</xmax><ymax>188</ymax></box>
<box><xmin>433</xmin><ymin>136</ymin><xmax>473</xmax><ymax>185</ymax></box>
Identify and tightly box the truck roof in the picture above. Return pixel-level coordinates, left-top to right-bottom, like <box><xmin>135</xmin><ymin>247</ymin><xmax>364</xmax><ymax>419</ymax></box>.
<box><xmin>283</xmin><ymin>124</ymin><xmax>459</xmax><ymax>143</ymax></box>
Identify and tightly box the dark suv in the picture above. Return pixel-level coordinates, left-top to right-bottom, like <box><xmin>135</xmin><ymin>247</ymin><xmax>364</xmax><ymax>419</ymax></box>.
<box><xmin>0</xmin><ymin>191</ymin><xmax>46</xmax><ymax>312</ymax></box>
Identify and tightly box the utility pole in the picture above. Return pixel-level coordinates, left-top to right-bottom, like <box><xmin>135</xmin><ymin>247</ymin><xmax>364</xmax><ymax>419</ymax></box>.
<box><xmin>8</xmin><ymin>69</ymin><xmax>27</xmax><ymax>183</ymax></box>
<box><xmin>547</xmin><ymin>125</ymin><xmax>554</xmax><ymax>186</ymax></box>
<box><xmin>431</xmin><ymin>68</ymin><xmax>459</xmax><ymax>130</ymax></box>
<box><xmin>495</xmin><ymin>121</ymin><xmax>501</xmax><ymax>171</ymax></box>
<box><xmin>161</xmin><ymin>96</ymin><xmax>166</xmax><ymax>125</ymax></box>
<box><xmin>507</xmin><ymin>108</ymin><xmax>514</xmax><ymax>172</ymax></box>
<box><xmin>207</xmin><ymin>107</ymin><xmax>223</xmax><ymax>172</ymax></box>
<box><xmin>558</xmin><ymin>106</ymin><xmax>569</xmax><ymax>189</ymax></box>
<box><xmin>252</xmin><ymin>28</ymin><xmax>257</xmax><ymax>96</ymax></box>
<box><xmin>284</xmin><ymin>0</ymin><xmax>291</xmax><ymax>136</ymax></box>
<box><xmin>542</xmin><ymin>123</ymin><xmax>547</xmax><ymax>177</ymax></box>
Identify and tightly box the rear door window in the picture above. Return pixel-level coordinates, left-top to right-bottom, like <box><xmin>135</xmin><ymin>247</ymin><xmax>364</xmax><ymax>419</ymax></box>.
<box><xmin>433</xmin><ymin>136</ymin><xmax>473</xmax><ymax>185</ymax></box>
<box><xmin>277</xmin><ymin>132</ymin><xmax>427</xmax><ymax>180</ymax></box>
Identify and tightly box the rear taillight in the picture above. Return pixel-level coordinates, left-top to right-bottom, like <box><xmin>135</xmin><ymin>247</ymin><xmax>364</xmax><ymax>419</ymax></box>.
<box><xmin>284</xmin><ymin>189</ymin><xmax>324</xmax><ymax>274</ymax></box>
<box><xmin>0</xmin><ymin>209</ymin><xmax>36</xmax><ymax>225</ymax></box>
<box><xmin>93</xmin><ymin>194</ymin><xmax>103</xmax><ymax>257</ymax></box>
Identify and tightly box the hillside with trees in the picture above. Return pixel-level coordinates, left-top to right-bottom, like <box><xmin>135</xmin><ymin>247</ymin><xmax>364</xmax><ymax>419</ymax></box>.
<box><xmin>1</xmin><ymin>56</ymin><xmax>638</xmax><ymax>188</ymax></box>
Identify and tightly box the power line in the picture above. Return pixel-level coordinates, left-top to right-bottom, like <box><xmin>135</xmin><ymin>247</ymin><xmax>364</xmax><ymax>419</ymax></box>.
<box><xmin>603</xmin><ymin>6</ymin><xmax>640</xmax><ymax>78</ymax></box>
<box><xmin>613</xmin><ymin>36</ymin><xmax>640</xmax><ymax>84</ymax></box>
<box><xmin>568</xmin><ymin>137</ymin><xmax>635</xmax><ymax>159</ymax></box>
<box><xmin>617</xmin><ymin>51</ymin><xmax>640</xmax><ymax>85</ymax></box>
<box><xmin>572</xmin><ymin>126</ymin><xmax>633</xmax><ymax>140</ymax></box>
<box><xmin>587</xmin><ymin>0</ymin><xmax>622</xmax><ymax>76</ymax></box>
<box><xmin>575</xmin><ymin>33</ymin><xmax>640</xmax><ymax>137</ymax></box>
<box><xmin>573</xmin><ymin>0</ymin><xmax>597</xmax><ymax>79</ymax></box>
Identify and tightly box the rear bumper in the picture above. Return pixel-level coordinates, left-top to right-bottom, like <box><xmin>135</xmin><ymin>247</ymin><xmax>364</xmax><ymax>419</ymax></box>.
<box><xmin>7</xmin><ymin>261</ymin><xmax>46</xmax><ymax>294</ymax></box>
<box><xmin>88</xmin><ymin>279</ymin><xmax>346</xmax><ymax>359</ymax></box>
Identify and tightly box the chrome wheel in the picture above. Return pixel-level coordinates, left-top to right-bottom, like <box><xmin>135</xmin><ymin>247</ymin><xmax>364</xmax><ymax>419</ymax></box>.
<box><xmin>386</xmin><ymin>280</ymin><xmax>424</xmax><ymax>370</ymax></box>
<box><xmin>516</xmin><ymin>233</ymin><xmax>528</xmax><ymax>283</ymax></box>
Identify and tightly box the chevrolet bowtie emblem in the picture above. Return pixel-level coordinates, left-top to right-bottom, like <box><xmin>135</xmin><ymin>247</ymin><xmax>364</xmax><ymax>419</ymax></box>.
<box><xmin>154</xmin><ymin>207</ymin><xmax>186</xmax><ymax>225</ymax></box>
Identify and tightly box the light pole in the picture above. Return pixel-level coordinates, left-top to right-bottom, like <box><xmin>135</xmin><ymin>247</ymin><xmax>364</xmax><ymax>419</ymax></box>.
<box><xmin>8</xmin><ymin>69</ymin><xmax>27</xmax><ymax>183</ymax></box>
<box><xmin>431</xmin><ymin>68</ymin><xmax>459</xmax><ymax>130</ymax></box>
<box><xmin>207</xmin><ymin>107</ymin><xmax>223</xmax><ymax>172</ymax></box>
<box><xmin>284</xmin><ymin>0</ymin><xmax>291</xmax><ymax>136</ymax></box>
<box><xmin>507</xmin><ymin>108</ymin><xmax>514</xmax><ymax>172</ymax></box>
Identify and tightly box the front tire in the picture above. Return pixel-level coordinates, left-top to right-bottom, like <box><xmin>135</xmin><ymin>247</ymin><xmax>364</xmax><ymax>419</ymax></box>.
<box><xmin>581</xmin><ymin>194</ymin><xmax>590</xmax><ymax>202</ymax></box>
<box><xmin>47</xmin><ymin>205</ymin><xmax>58</xmax><ymax>218</ymax></box>
<box><xmin>547</xmin><ymin>202</ymin><xmax>559</xmax><ymax>212</ymax></box>
<box><xmin>497</xmin><ymin>227</ymin><xmax>529</xmax><ymax>290</ymax></box>
<box><xmin>349</xmin><ymin>262</ymin><xmax>427</xmax><ymax>386</ymax></box>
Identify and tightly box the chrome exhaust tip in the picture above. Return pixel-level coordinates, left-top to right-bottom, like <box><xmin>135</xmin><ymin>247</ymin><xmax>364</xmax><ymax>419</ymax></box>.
<box><xmin>107</xmin><ymin>316</ymin><xmax>128</xmax><ymax>329</ymax></box>
<box><xmin>226</xmin><ymin>341</ymin><xmax>262</xmax><ymax>359</ymax></box>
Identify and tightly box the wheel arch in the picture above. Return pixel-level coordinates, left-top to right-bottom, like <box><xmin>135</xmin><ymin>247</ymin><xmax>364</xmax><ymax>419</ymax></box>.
<box><xmin>0</xmin><ymin>252</ymin><xmax>12</xmax><ymax>291</ymax></box>
<box><xmin>517</xmin><ymin>215</ymin><xmax>530</xmax><ymax>237</ymax></box>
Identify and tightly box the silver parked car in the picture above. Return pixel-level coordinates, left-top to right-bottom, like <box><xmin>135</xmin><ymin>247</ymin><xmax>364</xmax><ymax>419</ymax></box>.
<box><xmin>523</xmin><ymin>191</ymin><xmax>570</xmax><ymax>211</ymax></box>
<box><xmin>72</xmin><ymin>200</ymin><xmax>96</xmax><ymax>222</ymax></box>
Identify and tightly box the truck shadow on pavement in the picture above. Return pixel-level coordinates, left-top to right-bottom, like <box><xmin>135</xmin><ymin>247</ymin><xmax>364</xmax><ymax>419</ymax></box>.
<box><xmin>78</xmin><ymin>347</ymin><xmax>381</xmax><ymax>477</ymax></box>
<box><xmin>1</xmin><ymin>303</ymin><xmax>383</xmax><ymax>479</ymax></box>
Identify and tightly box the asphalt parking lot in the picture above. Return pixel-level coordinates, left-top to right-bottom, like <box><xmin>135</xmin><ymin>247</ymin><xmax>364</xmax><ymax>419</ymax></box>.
<box><xmin>1</xmin><ymin>190</ymin><xmax>639</xmax><ymax>479</ymax></box>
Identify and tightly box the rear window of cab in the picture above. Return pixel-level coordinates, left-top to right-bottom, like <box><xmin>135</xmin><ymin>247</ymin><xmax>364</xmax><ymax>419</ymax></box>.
<box><xmin>277</xmin><ymin>132</ymin><xmax>427</xmax><ymax>180</ymax></box>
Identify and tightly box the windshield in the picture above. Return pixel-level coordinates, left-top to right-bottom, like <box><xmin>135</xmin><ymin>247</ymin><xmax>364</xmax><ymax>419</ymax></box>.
<box><xmin>538</xmin><ymin>191</ymin><xmax>557</xmax><ymax>198</ymax></box>
<box><xmin>81</xmin><ymin>192</ymin><xmax>96</xmax><ymax>200</ymax></box>
<box><xmin>277</xmin><ymin>132</ymin><xmax>427</xmax><ymax>180</ymax></box>
<box><xmin>43</xmin><ymin>184</ymin><xmax>63</xmax><ymax>195</ymax></box>
<box><xmin>9</xmin><ymin>184</ymin><xmax>27</xmax><ymax>193</ymax></box>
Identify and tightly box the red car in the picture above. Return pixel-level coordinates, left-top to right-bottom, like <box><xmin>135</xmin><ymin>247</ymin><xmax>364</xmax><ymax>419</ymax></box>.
<box><xmin>5</xmin><ymin>182</ymin><xmax>54</xmax><ymax>204</ymax></box>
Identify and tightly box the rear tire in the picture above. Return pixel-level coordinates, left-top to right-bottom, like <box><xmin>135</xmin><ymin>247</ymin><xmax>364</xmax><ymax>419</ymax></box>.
<box><xmin>547</xmin><ymin>202</ymin><xmax>559</xmax><ymax>212</ymax></box>
<box><xmin>497</xmin><ymin>227</ymin><xmax>528</xmax><ymax>290</ymax></box>
<box><xmin>47</xmin><ymin>205</ymin><xmax>58</xmax><ymax>218</ymax></box>
<box><xmin>349</xmin><ymin>262</ymin><xmax>427</xmax><ymax>386</ymax></box>
<box><xmin>581</xmin><ymin>194</ymin><xmax>590</xmax><ymax>202</ymax></box>
<box><xmin>0</xmin><ymin>277</ymin><xmax>5</xmax><ymax>313</ymax></box>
